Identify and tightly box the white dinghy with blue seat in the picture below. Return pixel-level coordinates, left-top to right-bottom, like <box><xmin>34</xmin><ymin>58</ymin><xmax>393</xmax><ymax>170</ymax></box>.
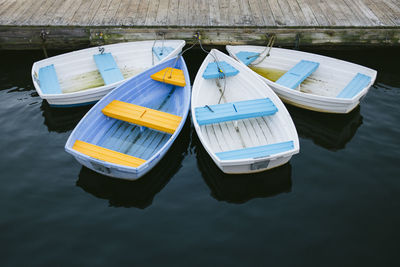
<box><xmin>32</xmin><ymin>40</ymin><xmax>185</xmax><ymax>107</ymax></box>
<box><xmin>65</xmin><ymin>56</ymin><xmax>190</xmax><ymax>180</ymax></box>
<box><xmin>226</xmin><ymin>45</ymin><xmax>377</xmax><ymax>114</ymax></box>
<box><xmin>192</xmin><ymin>49</ymin><xmax>299</xmax><ymax>174</ymax></box>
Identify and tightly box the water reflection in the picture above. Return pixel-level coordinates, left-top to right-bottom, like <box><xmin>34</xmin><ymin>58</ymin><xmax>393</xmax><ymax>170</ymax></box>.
<box><xmin>287</xmin><ymin>105</ymin><xmax>363</xmax><ymax>151</ymax></box>
<box><xmin>40</xmin><ymin>101</ymin><xmax>92</xmax><ymax>133</ymax></box>
<box><xmin>194</xmin><ymin>135</ymin><xmax>292</xmax><ymax>204</ymax></box>
<box><xmin>76</xmin><ymin>120</ymin><xmax>191</xmax><ymax>208</ymax></box>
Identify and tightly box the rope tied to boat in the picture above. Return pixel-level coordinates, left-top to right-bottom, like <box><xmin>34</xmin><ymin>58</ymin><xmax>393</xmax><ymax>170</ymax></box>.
<box><xmin>195</xmin><ymin>32</ymin><xmax>227</xmax><ymax>104</ymax></box>
<box><xmin>249</xmin><ymin>34</ymin><xmax>276</xmax><ymax>66</ymax></box>
<box><xmin>152</xmin><ymin>31</ymin><xmax>166</xmax><ymax>65</ymax></box>
<box><xmin>40</xmin><ymin>30</ymin><xmax>49</xmax><ymax>58</ymax></box>
<box><xmin>160</xmin><ymin>32</ymin><xmax>201</xmax><ymax>83</ymax></box>
<box><xmin>96</xmin><ymin>32</ymin><xmax>105</xmax><ymax>55</ymax></box>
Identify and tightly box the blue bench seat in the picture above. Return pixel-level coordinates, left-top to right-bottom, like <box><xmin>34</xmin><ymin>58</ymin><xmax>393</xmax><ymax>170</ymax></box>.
<box><xmin>276</xmin><ymin>60</ymin><xmax>319</xmax><ymax>89</ymax></box>
<box><xmin>203</xmin><ymin>61</ymin><xmax>239</xmax><ymax>79</ymax></box>
<box><xmin>38</xmin><ymin>64</ymin><xmax>61</xmax><ymax>94</ymax></box>
<box><xmin>93</xmin><ymin>53</ymin><xmax>124</xmax><ymax>85</ymax></box>
<box><xmin>336</xmin><ymin>73</ymin><xmax>371</xmax><ymax>98</ymax></box>
<box><xmin>195</xmin><ymin>98</ymin><xmax>277</xmax><ymax>125</ymax></box>
<box><xmin>236</xmin><ymin>51</ymin><xmax>260</xmax><ymax>66</ymax></box>
<box><xmin>216</xmin><ymin>141</ymin><xmax>294</xmax><ymax>160</ymax></box>
<box><xmin>152</xmin><ymin>46</ymin><xmax>174</xmax><ymax>61</ymax></box>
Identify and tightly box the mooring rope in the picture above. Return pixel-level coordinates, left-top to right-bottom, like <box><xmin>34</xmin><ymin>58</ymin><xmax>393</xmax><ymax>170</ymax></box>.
<box><xmin>161</xmin><ymin>33</ymin><xmax>200</xmax><ymax>83</ymax></box>
<box><xmin>249</xmin><ymin>34</ymin><xmax>276</xmax><ymax>66</ymax></box>
<box><xmin>195</xmin><ymin>33</ymin><xmax>227</xmax><ymax>104</ymax></box>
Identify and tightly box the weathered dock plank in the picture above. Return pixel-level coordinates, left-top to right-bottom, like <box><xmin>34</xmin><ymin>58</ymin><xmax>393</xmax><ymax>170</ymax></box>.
<box><xmin>0</xmin><ymin>0</ymin><xmax>399</xmax><ymax>50</ymax></box>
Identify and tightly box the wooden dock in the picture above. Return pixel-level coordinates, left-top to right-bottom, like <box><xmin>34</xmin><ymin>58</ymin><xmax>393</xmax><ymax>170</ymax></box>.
<box><xmin>0</xmin><ymin>0</ymin><xmax>399</xmax><ymax>49</ymax></box>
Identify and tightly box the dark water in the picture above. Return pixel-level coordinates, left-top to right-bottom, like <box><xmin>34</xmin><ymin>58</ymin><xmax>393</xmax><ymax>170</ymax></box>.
<box><xmin>0</xmin><ymin>46</ymin><xmax>399</xmax><ymax>267</ymax></box>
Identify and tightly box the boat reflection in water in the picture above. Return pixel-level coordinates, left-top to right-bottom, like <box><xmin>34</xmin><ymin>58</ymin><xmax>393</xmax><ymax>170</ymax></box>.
<box><xmin>194</xmin><ymin>135</ymin><xmax>292</xmax><ymax>204</ymax></box>
<box><xmin>40</xmin><ymin>101</ymin><xmax>92</xmax><ymax>133</ymax></box>
<box><xmin>76</xmin><ymin>120</ymin><xmax>191</xmax><ymax>208</ymax></box>
<box><xmin>287</xmin><ymin>105</ymin><xmax>363</xmax><ymax>151</ymax></box>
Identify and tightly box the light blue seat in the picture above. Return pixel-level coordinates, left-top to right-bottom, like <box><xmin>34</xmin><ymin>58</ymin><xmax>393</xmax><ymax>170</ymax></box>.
<box><xmin>216</xmin><ymin>141</ymin><xmax>294</xmax><ymax>160</ymax></box>
<box><xmin>152</xmin><ymin>46</ymin><xmax>174</xmax><ymax>61</ymax></box>
<box><xmin>38</xmin><ymin>64</ymin><xmax>61</xmax><ymax>94</ymax></box>
<box><xmin>337</xmin><ymin>73</ymin><xmax>371</xmax><ymax>98</ymax></box>
<box><xmin>195</xmin><ymin>98</ymin><xmax>277</xmax><ymax>125</ymax></box>
<box><xmin>203</xmin><ymin>61</ymin><xmax>239</xmax><ymax>79</ymax></box>
<box><xmin>236</xmin><ymin>51</ymin><xmax>260</xmax><ymax>66</ymax></box>
<box><xmin>276</xmin><ymin>60</ymin><xmax>319</xmax><ymax>89</ymax></box>
<box><xmin>93</xmin><ymin>53</ymin><xmax>124</xmax><ymax>85</ymax></box>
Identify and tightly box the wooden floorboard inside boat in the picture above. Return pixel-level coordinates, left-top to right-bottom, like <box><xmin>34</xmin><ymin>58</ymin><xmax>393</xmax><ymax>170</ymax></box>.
<box><xmin>0</xmin><ymin>0</ymin><xmax>399</xmax><ymax>49</ymax></box>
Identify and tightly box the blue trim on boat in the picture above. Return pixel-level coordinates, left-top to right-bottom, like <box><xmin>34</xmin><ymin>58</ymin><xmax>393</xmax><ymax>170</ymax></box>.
<box><xmin>152</xmin><ymin>46</ymin><xmax>174</xmax><ymax>61</ymax></box>
<box><xmin>216</xmin><ymin>141</ymin><xmax>294</xmax><ymax>160</ymax></box>
<box><xmin>93</xmin><ymin>53</ymin><xmax>124</xmax><ymax>85</ymax></box>
<box><xmin>39</xmin><ymin>64</ymin><xmax>61</xmax><ymax>94</ymax></box>
<box><xmin>202</xmin><ymin>61</ymin><xmax>239</xmax><ymax>79</ymax></box>
<box><xmin>236</xmin><ymin>51</ymin><xmax>260</xmax><ymax>66</ymax></box>
<box><xmin>276</xmin><ymin>60</ymin><xmax>319</xmax><ymax>89</ymax></box>
<box><xmin>195</xmin><ymin>98</ymin><xmax>277</xmax><ymax>125</ymax></box>
<box><xmin>337</xmin><ymin>73</ymin><xmax>371</xmax><ymax>98</ymax></box>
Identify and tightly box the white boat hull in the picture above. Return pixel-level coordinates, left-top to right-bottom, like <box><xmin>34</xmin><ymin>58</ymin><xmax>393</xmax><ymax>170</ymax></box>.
<box><xmin>191</xmin><ymin>49</ymin><xmax>299</xmax><ymax>174</ymax></box>
<box><xmin>32</xmin><ymin>40</ymin><xmax>185</xmax><ymax>107</ymax></box>
<box><xmin>226</xmin><ymin>45</ymin><xmax>377</xmax><ymax>114</ymax></box>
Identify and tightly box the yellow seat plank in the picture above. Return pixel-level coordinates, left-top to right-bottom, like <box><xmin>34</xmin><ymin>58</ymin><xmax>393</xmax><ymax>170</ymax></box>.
<box><xmin>102</xmin><ymin>100</ymin><xmax>182</xmax><ymax>134</ymax></box>
<box><xmin>150</xmin><ymin>67</ymin><xmax>186</xmax><ymax>87</ymax></box>
<box><xmin>73</xmin><ymin>140</ymin><xmax>146</xmax><ymax>168</ymax></box>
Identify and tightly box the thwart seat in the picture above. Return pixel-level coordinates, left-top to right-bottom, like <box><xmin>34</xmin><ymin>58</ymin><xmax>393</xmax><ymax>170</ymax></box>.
<box><xmin>93</xmin><ymin>53</ymin><xmax>124</xmax><ymax>85</ymax></box>
<box><xmin>73</xmin><ymin>140</ymin><xmax>146</xmax><ymax>167</ymax></box>
<box><xmin>152</xmin><ymin>46</ymin><xmax>174</xmax><ymax>61</ymax></box>
<box><xmin>151</xmin><ymin>67</ymin><xmax>186</xmax><ymax>87</ymax></box>
<box><xmin>215</xmin><ymin>141</ymin><xmax>294</xmax><ymax>160</ymax></box>
<box><xmin>276</xmin><ymin>60</ymin><xmax>319</xmax><ymax>89</ymax></box>
<box><xmin>236</xmin><ymin>51</ymin><xmax>260</xmax><ymax>66</ymax></box>
<box><xmin>337</xmin><ymin>73</ymin><xmax>371</xmax><ymax>98</ymax></box>
<box><xmin>195</xmin><ymin>98</ymin><xmax>277</xmax><ymax>125</ymax></box>
<box><xmin>202</xmin><ymin>61</ymin><xmax>239</xmax><ymax>79</ymax></box>
<box><xmin>102</xmin><ymin>100</ymin><xmax>182</xmax><ymax>134</ymax></box>
<box><xmin>38</xmin><ymin>64</ymin><xmax>61</xmax><ymax>94</ymax></box>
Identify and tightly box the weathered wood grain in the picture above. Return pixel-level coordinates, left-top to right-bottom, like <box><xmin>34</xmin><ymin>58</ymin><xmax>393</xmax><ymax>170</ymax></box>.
<box><xmin>0</xmin><ymin>0</ymin><xmax>399</xmax><ymax>49</ymax></box>
<box><xmin>295</xmin><ymin>0</ymin><xmax>319</xmax><ymax>26</ymax></box>
<box><xmin>167</xmin><ymin>0</ymin><xmax>179</xmax><ymax>26</ymax></box>
<box><xmin>102</xmin><ymin>0</ymin><xmax>122</xmax><ymax>25</ymax></box>
<box><xmin>144</xmin><ymin>0</ymin><xmax>160</xmax><ymax>25</ymax></box>
<box><xmin>121</xmin><ymin>0</ymin><xmax>141</xmax><ymax>26</ymax></box>
<box><xmin>69</xmin><ymin>0</ymin><xmax>96</xmax><ymax>25</ymax></box>
<box><xmin>136</xmin><ymin>0</ymin><xmax>151</xmax><ymax>25</ymax></box>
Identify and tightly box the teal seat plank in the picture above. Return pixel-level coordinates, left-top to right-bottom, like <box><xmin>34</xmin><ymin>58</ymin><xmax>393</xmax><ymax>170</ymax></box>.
<box><xmin>152</xmin><ymin>46</ymin><xmax>174</xmax><ymax>61</ymax></box>
<box><xmin>337</xmin><ymin>73</ymin><xmax>371</xmax><ymax>98</ymax></box>
<box><xmin>236</xmin><ymin>51</ymin><xmax>260</xmax><ymax>66</ymax></box>
<box><xmin>93</xmin><ymin>53</ymin><xmax>124</xmax><ymax>85</ymax></box>
<box><xmin>38</xmin><ymin>64</ymin><xmax>61</xmax><ymax>94</ymax></box>
<box><xmin>195</xmin><ymin>98</ymin><xmax>277</xmax><ymax>125</ymax></box>
<box><xmin>276</xmin><ymin>60</ymin><xmax>319</xmax><ymax>89</ymax></box>
<box><xmin>216</xmin><ymin>141</ymin><xmax>294</xmax><ymax>160</ymax></box>
<box><xmin>203</xmin><ymin>61</ymin><xmax>239</xmax><ymax>79</ymax></box>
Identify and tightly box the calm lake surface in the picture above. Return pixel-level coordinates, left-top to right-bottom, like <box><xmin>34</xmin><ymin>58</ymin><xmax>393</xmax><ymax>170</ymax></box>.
<box><xmin>0</xmin><ymin>46</ymin><xmax>399</xmax><ymax>267</ymax></box>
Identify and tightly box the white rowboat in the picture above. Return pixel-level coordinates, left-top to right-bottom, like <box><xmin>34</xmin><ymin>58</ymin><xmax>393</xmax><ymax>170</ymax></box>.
<box><xmin>191</xmin><ymin>49</ymin><xmax>299</xmax><ymax>174</ymax></box>
<box><xmin>32</xmin><ymin>40</ymin><xmax>185</xmax><ymax>107</ymax></box>
<box><xmin>226</xmin><ymin>45</ymin><xmax>377</xmax><ymax>114</ymax></box>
